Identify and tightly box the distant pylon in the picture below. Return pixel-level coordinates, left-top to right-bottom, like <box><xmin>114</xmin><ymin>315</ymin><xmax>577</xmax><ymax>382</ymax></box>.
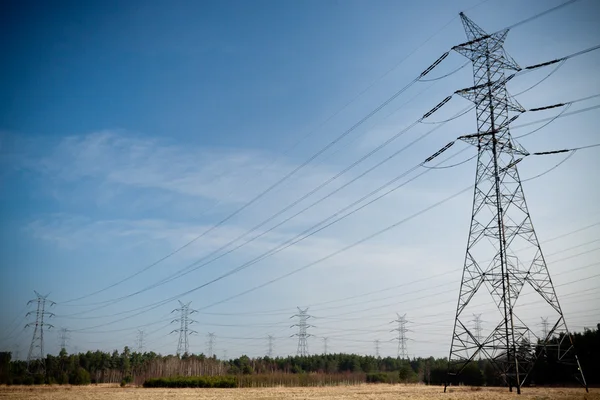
<box><xmin>472</xmin><ymin>314</ymin><xmax>483</xmax><ymax>360</ymax></box>
<box><xmin>207</xmin><ymin>332</ymin><xmax>216</xmax><ymax>358</ymax></box>
<box><xmin>58</xmin><ymin>327</ymin><xmax>70</xmax><ymax>352</ymax></box>
<box><xmin>267</xmin><ymin>335</ymin><xmax>274</xmax><ymax>358</ymax></box>
<box><xmin>136</xmin><ymin>330</ymin><xmax>145</xmax><ymax>353</ymax></box>
<box><xmin>26</xmin><ymin>291</ymin><xmax>55</xmax><ymax>371</ymax></box>
<box><xmin>374</xmin><ymin>339</ymin><xmax>380</xmax><ymax>358</ymax></box>
<box><xmin>445</xmin><ymin>12</ymin><xmax>588</xmax><ymax>394</ymax></box>
<box><xmin>291</xmin><ymin>307</ymin><xmax>313</xmax><ymax>356</ymax></box>
<box><xmin>170</xmin><ymin>301</ymin><xmax>197</xmax><ymax>356</ymax></box>
<box><xmin>540</xmin><ymin>317</ymin><xmax>549</xmax><ymax>340</ymax></box>
<box><xmin>391</xmin><ymin>313</ymin><xmax>408</xmax><ymax>360</ymax></box>
<box><xmin>322</xmin><ymin>337</ymin><xmax>328</xmax><ymax>355</ymax></box>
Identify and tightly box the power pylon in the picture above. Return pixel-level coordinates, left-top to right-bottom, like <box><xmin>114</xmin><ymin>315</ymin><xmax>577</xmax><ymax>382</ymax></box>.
<box><xmin>171</xmin><ymin>301</ymin><xmax>197</xmax><ymax>356</ymax></box>
<box><xmin>322</xmin><ymin>337</ymin><xmax>328</xmax><ymax>355</ymax></box>
<box><xmin>207</xmin><ymin>332</ymin><xmax>216</xmax><ymax>358</ymax></box>
<box><xmin>58</xmin><ymin>328</ymin><xmax>70</xmax><ymax>352</ymax></box>
<box><xmin>26</xmin><ymin>291</ymin><xmax>55</xmax><ymax>371</ymax></box>
<box><xmin>391</xmin><ymin>313</ymin><xmax>408</xmax><ymax>360</ymax></box>
<box><xmin>291</xmin><ymin>307</ymin><xmax>313</xmax><ymax>357</ymax></box>
<box><xmin>472</xmin><ymin>314</ymin><xmax>483</xmax><ymax>360</ymax></box>
<box><xmin>267</xmin><ymin>335</ymin><xmax>274</xmax><ymax>358</ymax></box>
<box><xmin>540</xmin><ymin>318</ymin><xmax>549</xmax><ymax>340</ymax></box>
<box><xmin>136</xmin><ymin>330</ymin><xmax>145</xmax><ymax>353</ymax></box>
<box><xmin>374</xmin><ymin>339</ymin><xmax>380</xmax><ymax>358</ymax></box>
<box><xmin>445</xmin><ymin>13</ymin><xmax>587</xmax><ymax>393</ymax></box>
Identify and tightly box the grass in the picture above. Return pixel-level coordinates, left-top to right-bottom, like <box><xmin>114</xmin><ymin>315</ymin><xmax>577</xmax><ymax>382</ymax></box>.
<box><xmin>0</xmin><ymin>384</ymin><xmax>598</xmax><ymax>399</ymax></box>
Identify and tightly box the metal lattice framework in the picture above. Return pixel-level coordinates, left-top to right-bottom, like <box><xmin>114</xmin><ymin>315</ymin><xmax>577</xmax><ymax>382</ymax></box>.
<box><xmin>58</xmin><ymin>327</ymin><xmax>70</xmax><ymax>352</ymax></box>
<box><xmin>136</xmin><ymin>329</ymin><xmax>145</xmax><ymax>353</ymax></box>
<box><xmin>391</xmin><ymin>313</ymin><xmax>409</xmax><ymax>360</ymax></box>
<box><xmin>171</xmin><ymin>301</ymin><xmax>197</xmax><ymax>356</ymax></box>
<box><xmin>445</xmin><ymin>13</ymin><xmax>588</xmax><ymax>394</ymax></box>
<box><xmin>267</xmin><ymin>335</ymin><xmax>274</xmax><ymax>358</ymax></box>
<box><xmin>207</xmin><ymin>332</ymin><xmax>216</xmax><ymax>358</ymax></box>
<box><xmin>472</xmin><ymin>314</ymin><xmax>483</xmax><ymax>360</ymax></box>
<box><xmin>291</xmin><ymin>307</ymin><xmax>313</xmax><ymax>357</ymax></box>
<box><xmin>26</xmin><ymin>291</ymin><xmax>55</xmax><ymax>372</ymax></box>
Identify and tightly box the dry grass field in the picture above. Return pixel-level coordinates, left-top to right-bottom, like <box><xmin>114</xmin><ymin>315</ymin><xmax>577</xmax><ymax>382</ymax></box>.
<box><xmin>1</xmin><ymin>385</ymin><xmax>598</xmax><ymax>400</ymax></box>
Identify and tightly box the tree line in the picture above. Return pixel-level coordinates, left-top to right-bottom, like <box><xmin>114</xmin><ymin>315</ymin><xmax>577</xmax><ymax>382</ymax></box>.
<box><xmin>0</xmin><ymin>324</ymin><xmax>597</xmax><ymax>387</ymax></box>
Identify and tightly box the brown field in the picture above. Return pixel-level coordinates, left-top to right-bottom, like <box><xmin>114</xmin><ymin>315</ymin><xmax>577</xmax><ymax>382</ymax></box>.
<box><xmin>0</xmin><ymin>384</ymin><xmax>598</xmax><ymax>400</ymax></box>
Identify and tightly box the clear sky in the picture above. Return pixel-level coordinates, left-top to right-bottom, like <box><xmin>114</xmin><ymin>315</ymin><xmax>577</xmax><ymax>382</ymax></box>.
<box><xmin>1</xmin><ymin>0</ymin><xmax>599</xmax><ymax>360</ymax></box>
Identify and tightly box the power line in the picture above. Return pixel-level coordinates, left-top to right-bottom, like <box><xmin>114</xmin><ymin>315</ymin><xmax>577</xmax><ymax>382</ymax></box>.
<box><xmin>71</xmin><ymin>44</ymin><xmax>600</xmax><ymax>316</ymax></box>
<box><xmin>54</xmin><ymin>271</ymin><xmax>598</xmax><ymax>355</ymax></box>
<box><xmin>55</xmin><ymin>50</ymin><xmax>596</xmax><ymax>336</ymax></box>
<box><xmin>58</xmin><ymin>54</ymin><xmax>441</xmax><ymax>306</ymax></box>
<box><xmin>200</xmin><ymin>185</ymin><xmax>473</xmax><ymax>312</ymax></box>
<box><xmin>56</xmin><ymin>122</ymin><xmax>474</xmax><ymax>326</ymax></box>
<box><xmin>51</xmin><ymin>32</ymin><xmax>600</xmax><ymax>340</ymax></box>
<box><xmin>119</xmin><ymin>219</ymin><xmax>596</xmax><ymax>325</ymax></box>
<box><xmin>61</xmin><ymin>234</ymin><xmax>600</xmax><ymax>339</ymax></box>
<box><xmin>84</xmin><ymin>161</ymin><xmax>586</xmax><ymax>331</ymax></box>
<box><xmin>505</xmin><ymin>0</ymin><xmax>580</xmax><ymax>30</ymax></box>
<box><xmin>63</xmin><ymin>88</ymin><xmax>459</xmax><ymax>313</ymax></box>
<box><xmin>56</xmin><ymin>1</ymin><xmax>586</xmax><ymax>308</ymax></box>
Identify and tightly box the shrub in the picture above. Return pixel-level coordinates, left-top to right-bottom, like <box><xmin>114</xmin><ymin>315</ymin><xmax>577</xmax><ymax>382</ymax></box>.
<box><xmin>121</xmin><ymin>375</ymin><xmax>133</xmax><ymax>386</ymax></box>
<box><xmin>33</xmin><ymin>374</ymin><xmax>45</xmax><ymax>385</ymax></box>
<box><xmin>58</xmin><ymin>372</ymin><xmax>69</xmax><ymax>385</ymax></box>
<box><xmin>69</xmin><ymin>367</ymin><xmax>91</xmax><ymax>385</ymax></box>
<box><xmin>398</xmin><ymin>364</ymin><xmax>418</xmax><ymax>383</ymax></box>
<box><xmin>143</xmin><ymin>376</ymin><xmax>237</xmax><ymax>388</ymax></box>
<box><xmin>366</xmin><ymin>372</ymin><xmax>389</xmax><ymax>383</ymax></box>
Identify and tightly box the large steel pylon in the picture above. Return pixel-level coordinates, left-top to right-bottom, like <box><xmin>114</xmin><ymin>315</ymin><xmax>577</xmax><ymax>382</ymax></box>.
<box><xmin>445</xmin><ymin>13</ymin><xmax>587</xmax><ymax>393</ymax></box>
<box><xmin>171</xmin><ymin>301</ymin><xmax>197</xmax><ymax>356</ymax></box>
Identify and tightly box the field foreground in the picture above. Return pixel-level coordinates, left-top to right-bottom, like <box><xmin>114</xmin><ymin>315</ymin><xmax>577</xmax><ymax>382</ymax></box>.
<box><xmin>0</xmin><ymin>384</ymin><xmax>598</xmax><ymax>400</ymax></box>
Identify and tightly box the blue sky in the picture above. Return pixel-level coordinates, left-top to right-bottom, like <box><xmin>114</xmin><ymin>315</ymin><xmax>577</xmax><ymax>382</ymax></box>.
<box><xmin>1</xmin><ymin>0</ymin><xmax>599</xmax><ymax>359</ymax></box>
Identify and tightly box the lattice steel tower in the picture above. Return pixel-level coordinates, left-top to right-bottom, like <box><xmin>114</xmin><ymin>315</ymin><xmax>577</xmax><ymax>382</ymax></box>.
<box><xmin>291</xmin><ymin>307</ymin><xmax>312</xmax><ymax>357</ymax></box>
<box><xmin>391</xmin><ymin>313</ymin><xmax>408</xmax><ymax>360</ymax></box>
<box><xmin>541</xmin><ymin>317</ymin><xmax>549</xmax><ymax>339</ymax></box>
<box><xmin>136</xmin><ymin>330</ymin><xmax>145</xmax><ymax>353</ymax></box>
<box><xmin>26</xmin><ymin>291</ymin><xmax>55</xmax><ymax>371</ymax></box>
<box><xmin>207</xmin><ymin>332</ymin><xmax>216</xmax><ymax>358</ymax></box>
<box><xmin>267</xmin><ymin>335</ymin><xmax>274</xmax><ymax>358</ymax></box>
<box><xmin>445</xmin><ymin>13</ymin><xmax>587</xmax><ymax>393</ymax></box>
<box><xmin>171</xmin><ymin>301</ymin><xmax>197</xmax><ymax>356</ymax></box>
<box><xmin>58</xmin><ymin>327</ymin><xmax>70</xmax><ymax>352</ymax></box>
<box><xmin>472</xmin><ymin>314</ymin><xmax>483</xmax><ymax>360</ymax></box>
